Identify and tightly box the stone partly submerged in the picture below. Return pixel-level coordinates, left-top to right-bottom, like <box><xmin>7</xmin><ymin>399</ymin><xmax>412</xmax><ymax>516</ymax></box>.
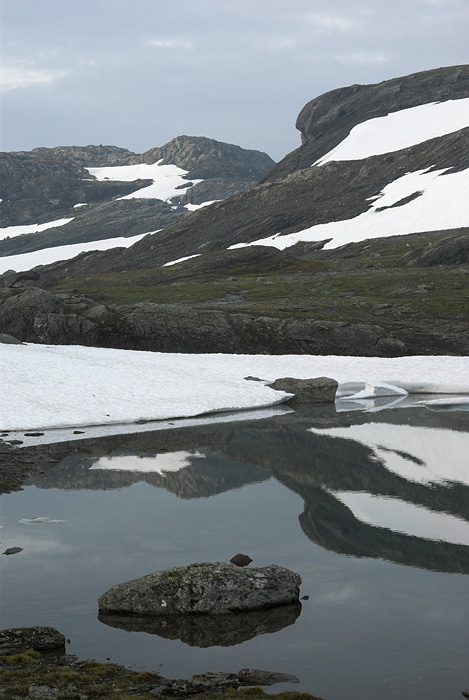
<box><xmin>267</xmin><ymin>376</ymin><xmax>338</xmax><ymax>403</ymax></box>
<box><xmin>98</xmin><ymin>562</ymin><xmax>301</xmax><ymax>616</ymax></box>
<box><xmin>0</xmin><ymin>627</ymin><xmax>66</xmax><ymax>656</ymax></box>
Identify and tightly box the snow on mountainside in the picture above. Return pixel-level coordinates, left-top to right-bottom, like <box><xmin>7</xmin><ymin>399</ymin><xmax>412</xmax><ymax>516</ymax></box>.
<box><xmin>86</xmin><ymin>161</ymin><xmax>203</xmax><ymax>202</ymax></box>
<box><xmin>0</xmin><ymin>136</ymin><xmax>275</xmax><ymax>270</ymax></box>
<box><xmin>230</xmin><ymin>97</ymin><xmax>469</xmax><ymax>251</ymax></box>
<box><xmin>230</xmin><ymin>164</ymin><xmax>469</xmax><ymax>251</ymax></box>
<box><xmin>314</xmin><ymin>97</ymin><xmax>469</xmax><ymax>165</ymax></box>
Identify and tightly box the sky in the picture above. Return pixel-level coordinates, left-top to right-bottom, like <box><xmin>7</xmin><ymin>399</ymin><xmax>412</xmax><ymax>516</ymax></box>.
<box><xmin>1</xmin><ymin>0</ymin><xmax>468</xmax><ymax>161</ymax></box>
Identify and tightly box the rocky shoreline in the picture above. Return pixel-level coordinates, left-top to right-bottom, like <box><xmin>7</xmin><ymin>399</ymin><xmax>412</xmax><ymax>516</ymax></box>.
<box><xmin>0</xmin><ymin>626</ymin><xmax>322</xmax><ymax>700</ymax></box>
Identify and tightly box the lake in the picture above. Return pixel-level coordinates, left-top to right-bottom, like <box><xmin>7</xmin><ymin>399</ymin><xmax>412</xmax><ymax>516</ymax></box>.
<box><xmin>1</xmin><ymin>402</ymin><xmax>468</xmax><ymax>700</ymax></box>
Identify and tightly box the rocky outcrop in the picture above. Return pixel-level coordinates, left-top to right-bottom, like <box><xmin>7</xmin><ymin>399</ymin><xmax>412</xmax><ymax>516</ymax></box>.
<box><xmin>0</xmin><ymin>627</ymin><xmax>65</xmax><ymax>656</ymax></box>
<box><xmin>98</xmin><ymin>562</ymin><xmax>301</xmax><ymax>615</ymax></box>
<box><xmin>0</xmin><ymin>284</ymin><xmax>407</xmax><ymax>356</ymax></box>
<box><xmin>267</xmin><ymin>377</ymin><xmax>338</xmax><ymax>403</ymax></box>
<box><xmin>406</xmin><ymin>232</ymin><xmax>469</xmax><ymax>266</ymax></box>
<box><xmin>262</xmin><ymin>64</ymin><xmax>469</xmax><ymax>182</ymax></box>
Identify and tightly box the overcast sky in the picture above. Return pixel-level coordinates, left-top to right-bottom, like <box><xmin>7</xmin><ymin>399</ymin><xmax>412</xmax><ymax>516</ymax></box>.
<box><xmin>1</xmin><ymin>0</ymin><xmax>468</xmax><ymax>161</ymax></box>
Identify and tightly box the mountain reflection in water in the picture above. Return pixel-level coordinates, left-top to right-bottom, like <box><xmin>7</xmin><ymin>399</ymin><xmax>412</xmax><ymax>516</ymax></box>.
<box><xmin>32</xmin><ymin>405</ymin><xmax>469</xmax><ymax>575</ymax></box>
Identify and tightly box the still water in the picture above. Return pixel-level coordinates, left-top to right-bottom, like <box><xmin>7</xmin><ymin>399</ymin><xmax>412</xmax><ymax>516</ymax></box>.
<box><xmin>1</xmin><ymin>404</ymin><xmax>468</xmax><ymax>700</ymax></box>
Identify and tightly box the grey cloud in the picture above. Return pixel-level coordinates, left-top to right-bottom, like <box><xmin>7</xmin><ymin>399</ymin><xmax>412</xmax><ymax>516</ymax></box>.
<box><xmin>1</xmin><ymin>0</ymin><xmax>468</xmax><ymax>160</ymax></box>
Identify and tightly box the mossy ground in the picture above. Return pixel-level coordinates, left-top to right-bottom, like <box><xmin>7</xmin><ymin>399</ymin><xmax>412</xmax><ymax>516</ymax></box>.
<box><xmin>0</xmin><ymin>652</ymin><xmax>323</xmax><ymax>700</ymax></box>
<box><xmin>47</xmin><ymin>232</ymin><xmax>468</xmax><ymax>331</ymax></box>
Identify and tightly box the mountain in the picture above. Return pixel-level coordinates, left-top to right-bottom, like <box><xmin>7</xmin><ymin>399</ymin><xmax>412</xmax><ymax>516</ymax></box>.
<box><xmin>0</xmin><ymin>65</ymin><xmax>468</xmax><ymax>355</ymax></box>
<box><xmin>0</xmin><ymin>136</ymin><xmax>275</xmax><ymax>258</ymax></box>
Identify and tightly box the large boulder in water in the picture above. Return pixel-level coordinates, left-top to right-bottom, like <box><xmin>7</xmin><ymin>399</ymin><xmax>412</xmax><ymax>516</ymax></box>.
<box><xmin>98</xmin><ymin>562</ymin><xmax>301</xmax><ymax>615</ymax></box>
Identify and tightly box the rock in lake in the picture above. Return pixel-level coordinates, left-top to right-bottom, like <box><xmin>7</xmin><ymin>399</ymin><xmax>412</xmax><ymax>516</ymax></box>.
<box><xmin>230</xmin><ymin>553</ymin><xmax>252</xmax><ymax>567</ymax></box>
<box><xmin>238</xmin><ymin>668</ymin><xmax>299</xmax><ymax>686</ymax></box>
<box><xmin>98</xmin><ymin>562</ymin><xmax>301</xmax><ymax>615</ymax></box>
<box><xmin>267</xmin><ymin>376</ymin><xmax>338</xmax><ymax>403</ymax></box>
<box><xmin>0</xmin><ymin>627</ymin><xmax>65</xmax><ymax>656</ymax></box>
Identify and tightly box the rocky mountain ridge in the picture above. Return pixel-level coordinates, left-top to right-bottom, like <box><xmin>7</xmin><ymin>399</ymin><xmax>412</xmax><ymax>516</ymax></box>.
<box><xmin>0</xmin><ymin>136</ymin><xmax>275</xmax><ymax>253</ymax></box>
<box><xmin>1</xmin><ymin>65</ymin><xmax>468</xmax><ymax>355</ymax></box>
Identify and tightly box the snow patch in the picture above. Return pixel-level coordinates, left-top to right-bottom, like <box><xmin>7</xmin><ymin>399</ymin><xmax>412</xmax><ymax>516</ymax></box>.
<box><xmin>86</xmin><ymin>161</ymin><xmax>202</xmax><ymax>202</ymax></box>
<box><xmin>163</xmin><ymin>254</ymin><xmax>201</xmax><ymax>267</ymax></box>
<box><xmin>0</xmin><ymin>218</ymin><xmax>74</xmax><ymax>241</ymax></box>
<box><xmin>1</xmin><ymin>345</ymin><xmax>468</xmax><ymax>435</ymax></box>
<box><xmin>184</xmin><ymin>200</ymin><xmax>220</xmax><ymax>211</ymax></box>
<box><xmin>0</xmin><ymin>231</ymin><xmax>158</xmax><ymax>274</ymax></box>
<box><xmin>228</xmin><ymin>166</ymin><xmax>469</xmax><ymax>251</ymax></box>
<box><xmin>315</xmin><ymin>98</ymin><xmax>469</xmax><ymax>165</ymax></box>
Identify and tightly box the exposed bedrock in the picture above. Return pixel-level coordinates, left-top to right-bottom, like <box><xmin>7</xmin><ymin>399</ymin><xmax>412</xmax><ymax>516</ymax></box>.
<box><xmin>0</xmin><ymin>285</ymin><xmax>407</xmax><ymax>356</ymax></box>
<box><xmin>98</xmin><ymin>562</ymin><xmax>301</xmax><ymax>615</ymax></box>
<box><xmin>262</xmin><ymin>64</ymin><xmax>469</xmax><ymax>182</ymax></box>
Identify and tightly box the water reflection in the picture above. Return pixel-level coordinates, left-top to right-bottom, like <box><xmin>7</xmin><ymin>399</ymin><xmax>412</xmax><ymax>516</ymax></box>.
<box><xmin>26</xmin><ymin>406</ymin><xmax>469</xmax><ymax>576</ymax></box>
<box><xmin>99</xmin><ymin>604</ymin><xmax>301</xmax><ymax>647</ymax></box>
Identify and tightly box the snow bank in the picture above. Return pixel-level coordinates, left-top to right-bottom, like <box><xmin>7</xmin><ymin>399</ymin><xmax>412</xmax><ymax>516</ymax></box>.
<box><xmin>0</xmin><ymin>231</ymin><xmax>156</xmax><ymax>274</ymax></box>
<box><xmin>315</xmin><ymin>97</ymin><xmax>469</xmax><ymax>165</ymax></box>
<box><xmin>229</xmin><ymin>166</ymin><xmax>469</xmax><ymax>251</ymax></box>
<box><xmin>86</xmin><ymin>161</ymin><xmax>202</xmax><ymax>202</ymax></box>
<box><xmin>184</xmin><ymin>200</ymin><xmax>220</xmax><ymax>211</ymax></box>
<box><xmin>0</xmin><ymin>218</ymin><xmax>74</xmax><ymax>242</ymax></box>
<box><xmin>163</xmin><ymin>254</ymin><xmax>201</xmax><ymax>267</ymax></box>
<box><xmin>1</xmin><ymin>344</ymin><xmax>468</xmax><ymax>434</ymax></box>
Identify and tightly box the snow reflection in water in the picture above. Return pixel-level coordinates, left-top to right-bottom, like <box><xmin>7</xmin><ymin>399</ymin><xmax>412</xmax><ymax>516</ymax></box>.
<box><xmin>1</xmin><ymin>406</ymin><xmax>468</xmax><ymax>700</ymax></box>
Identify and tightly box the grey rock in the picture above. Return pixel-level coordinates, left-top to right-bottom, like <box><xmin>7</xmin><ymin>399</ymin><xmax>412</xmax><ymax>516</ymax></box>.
<box><xmin>0</xmin><ymin>333</ymin><xmax>23</xmax><ymax>344</ymax></box>
<box><xmin>0</xmin><ymin>626</ymin><xmax>65</xmax><ymax>655</ymax></box>
<box><xmin>186</xmin><ymin>672</ymin><xmax>239</xmax><ymax>693</ymax></box>
<box><xmin>99</xmin><ymin>603</ymin><xmax>301</xmax><ymax>647</ymax></box>
<box><xmin>230</xmin><ymin>553</ymin><xmax>252</xmax><ymax>567</ymax></box>
<box><xmin>237</xmin><ymin>668</ymin><xmax>300</xmax><ymax>686</ymax></box>
<box><xmin>267</xmin><ymin>377</ymin><xmax>338</xmax><ymax>403</ymax></box>
<box><xmin>28</xmin><ymin>686</ymin><xmax>59</xmax><ymax>700</ymax></box>
<box><xmin>98</xmin><ymin>562</ymin><xmax>301</xmax><ymax>615</ymax></box>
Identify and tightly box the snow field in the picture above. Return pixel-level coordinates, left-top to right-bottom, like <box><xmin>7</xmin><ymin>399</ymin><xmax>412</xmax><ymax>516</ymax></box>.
<box><xmin>86</xmin><ymin>160</ymin><xmax>202</xmax><ymax>202</ymax></box>
<box><xmin>0</xmin><ymin>217</ymin><xmax>74</xmax><ymax>242</ymax></box>
<box><xmin>0</xmin><ymin>231</ymin><xmax>157</xmax><ymax>275</ymax></box>
<box><xmin>229</xmin><ymin>166</ymin><xmax>469</xmax><ymax>252</ymax></box>
<box><xmin>1</xmin><ymin>343</ymin><xmax>468</xmax><ymax>432</ymax></box>
<box><xmin>315</xmin><ymin>97</ymin><xmax>469</xmax><ymax>165</ymax></box>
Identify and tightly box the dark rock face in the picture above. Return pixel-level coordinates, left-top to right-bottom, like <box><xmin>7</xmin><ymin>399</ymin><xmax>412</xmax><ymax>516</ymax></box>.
<box><xmin>0</xmin><ymin>627</ymin><xmax>65</xmax><ymax>656</ymax></box>
<box><xmin>98</xmin><ymin>562</ymin><xmax>301</xmax><ymax>615</ymax></box>
<box><xmin>267</xmin><ymin>377</ymin><xmax>338</xmax><ymax>403</ymax></box>
<box><xmin>0</xmin><ymin>285</ymin><xmax>407</xmax><ymax>356</ymax></box>
<box><xmin>407</xmin><ymin>233</ymin><xmax>469</xmax><ymax>266</ymax></box>
<box><xmin>262</xmin><ymin>64</ymin><xmax>469</xmax><ymax>182</ymax></box>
